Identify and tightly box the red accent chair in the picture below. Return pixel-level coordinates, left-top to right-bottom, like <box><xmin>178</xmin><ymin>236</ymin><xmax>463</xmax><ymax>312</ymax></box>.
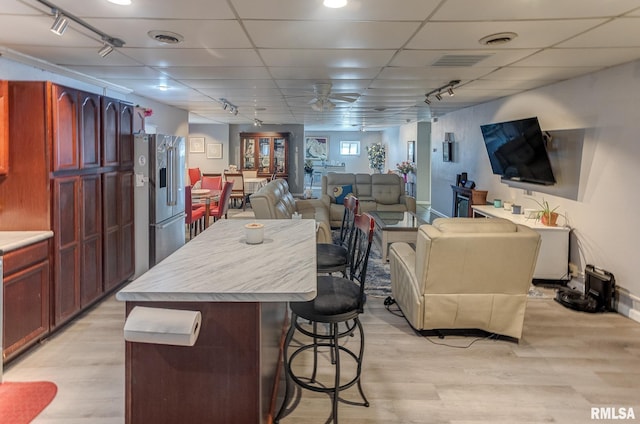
<box><xmin>185</xmin><ymin>185</ymin><xmax>206</xmax><ymax>239</ymax></box>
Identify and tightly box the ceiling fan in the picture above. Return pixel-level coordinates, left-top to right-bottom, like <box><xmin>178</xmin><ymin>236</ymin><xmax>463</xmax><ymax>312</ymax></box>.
<box><xmin>308</xmin><ymin>82</ymin><xmax>359</xmax><ymax>112</ymax></box>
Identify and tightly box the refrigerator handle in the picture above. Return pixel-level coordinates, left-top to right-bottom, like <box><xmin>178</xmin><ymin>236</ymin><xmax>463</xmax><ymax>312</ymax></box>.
<box><xmin>167</xmin><ymin>146</ymin><xmax>177</xmax><ymax>206</ymax></box>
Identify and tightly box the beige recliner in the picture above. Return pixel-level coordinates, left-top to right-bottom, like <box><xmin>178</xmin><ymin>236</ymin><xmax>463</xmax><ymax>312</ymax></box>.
<box><xmin>389</xmin><ymin>218</ymin><xmax>541</xmax><ymax>339</ymax></box>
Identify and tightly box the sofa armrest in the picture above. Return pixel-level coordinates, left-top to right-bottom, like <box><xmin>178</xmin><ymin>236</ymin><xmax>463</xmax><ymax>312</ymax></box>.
<box><xmin>295</xmin><ymin>198</ymin><xmax>327</xmax><ymax>211</ymax></box>
<box><xmin>321</xmin><ymin>194</ymin><xmax>332</xmax><ymax>208</ymax></box>
<box><xmin>315</xmin><ymin>221</ymin><xmax>332</xmax><ymax>244</ymax></box>
<box><xmin>401</xmin><ymin>195</ymin><xmax>417</xmax><ymax>213</ymax></box>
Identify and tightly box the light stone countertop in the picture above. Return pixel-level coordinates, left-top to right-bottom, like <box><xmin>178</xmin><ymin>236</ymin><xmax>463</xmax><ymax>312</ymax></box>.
<box><xmin>116</xmin><ymin>219</ymin><xmax>317</xmax><ymax>303</ymax></box>
<box><xmin>0</xmin><ymin>231</ymin><xmax>54</xmax><ymax>255</ymax></box>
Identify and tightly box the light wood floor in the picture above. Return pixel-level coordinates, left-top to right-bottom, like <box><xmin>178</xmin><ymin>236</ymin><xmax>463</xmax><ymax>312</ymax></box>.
<box><xmin>4</xmin><ymin>288</ymin><xmax>640</xmax><ymax>423</ymax></box>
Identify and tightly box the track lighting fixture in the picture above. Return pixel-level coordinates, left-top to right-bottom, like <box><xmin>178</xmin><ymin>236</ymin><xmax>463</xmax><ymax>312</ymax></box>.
<box><xmin>424</xmin><ymin>80</ymin><xmax>461</xmax><ymax>104</ymax></box>
<box><xmin>39</xmin><ymin>0</ymin><xmax>125</xmax><ymax>48</ymax></box>
<box><xmin>98</xmin><ymin>43</ymin><xmax>114</xmax><ymax>57</ymax></box>
<box><xmin>50</xmin><ymin>11</ymin><xmax>68</xmax><ymax>36</ymax></box>
<box><xmin>220</xmin><ymin>99</ymin><xmax>239</xmax><ymax>115</ymax></box>
<box><xmin>253</xmin><ymin>119</ymin><xmax>263</xmax><ymax>127</ymax></box>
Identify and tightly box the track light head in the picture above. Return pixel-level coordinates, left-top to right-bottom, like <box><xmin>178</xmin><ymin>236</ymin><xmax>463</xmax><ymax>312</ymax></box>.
<box><xmin>424</xmin><ymin>97</ymin><xmax>431</xmax><ymax>105</ymax></box>
<box><xmin>447</xmin><ymin>87</ymin><xmax>455</xmax><ymax>96</ymax></box>
<box><xmin>233</xmin><ymin>108</ymin><xmax>238</xmax><ymax>116</ymax></box>
<box><xmin>98</xmin><ymin>44</ymin><xmax>113</xmax><ymax>57</ymax></box>
<box><xmin>50</xmin><ymin>12</ymin><xmax>68</xmax><ymax>36</ymax></box>
<box><xmin>435</xmin><ymin>93</ymin><xmax>443</xmax><ymax>101</ymax></box>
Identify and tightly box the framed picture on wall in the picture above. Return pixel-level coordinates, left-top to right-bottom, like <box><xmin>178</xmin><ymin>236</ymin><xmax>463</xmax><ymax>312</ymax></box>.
<box><xmin>206</xmin><ymin>143</ymin><xmax>223</xmax><ymax>159</ymax></box>
<box><xmin>305</xmin><ymin>136</ymin><xmax>329</xmax><ymax>160</ymax></box>
<box><xmin>407</xmin><ymin>140</ymin><xmax>415</xmax><ymax>162</ymax></box>
<box><xmin>189</xmin><ymin>137</ymin><xmax>205</xmax><ymax>153</ymax></box>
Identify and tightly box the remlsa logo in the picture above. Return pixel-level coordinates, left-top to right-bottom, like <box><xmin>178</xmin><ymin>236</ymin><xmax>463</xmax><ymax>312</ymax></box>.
<box><xmin>591</xmin><ymin>407</ymin><xmax>636</xmax><ymax>420</ymax></box>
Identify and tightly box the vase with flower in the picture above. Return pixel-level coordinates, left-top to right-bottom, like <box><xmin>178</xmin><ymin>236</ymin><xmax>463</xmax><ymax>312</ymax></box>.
<box><xmin>396</xmin><ymin>161</ymin><xmax>416</xmax><ymax>182</ymax></box>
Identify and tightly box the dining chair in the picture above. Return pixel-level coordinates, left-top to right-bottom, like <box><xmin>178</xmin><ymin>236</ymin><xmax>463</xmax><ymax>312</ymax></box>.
<box><xmin>187</xmin><ymin>168</ymin><xmax>201</xmax><ymax>186</ymax></box>
<box><xmin>316</xmin><ymin>196</ymin><xmax>358</xmax><ymax>276</ymax></box>
<box><xmin>242</xmin><ymin>170</ymin><xmax>258</xmax><ymax>179</ymax></box>
<box><xmin>201</xmin><ymin>176</ymin><xmax>222</xmax><ymax>191</ymax></box>
<box><xmin>208</xmin><ymin>181</ymin><xmax>234</xmax><ymax>223</ymax></box>
<box><xmin>184</xmin><ymin>185</ymin><xmax>206</xmax><ymax>239</ymax></box>
<box><xmin>275</xmin><ymin>213</ymin><xmax>375</xmax><ymax>424</ymax></box>
<box><xmin>225</xmin><ymin>173</ymin><xmax>246</xmax><ymax>210</ymax></box>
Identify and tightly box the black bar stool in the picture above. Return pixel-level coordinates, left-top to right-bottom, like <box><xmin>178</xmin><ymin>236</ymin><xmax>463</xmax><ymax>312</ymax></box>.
<box><xmin>316</xmin><ymin>196</ymin><xmax>358</xmax><ymax>276</ymax></box>
<box><xmin>275</xmin><ymin>213</ymin><xmax>375</xmax><ymax>423</ymax></box>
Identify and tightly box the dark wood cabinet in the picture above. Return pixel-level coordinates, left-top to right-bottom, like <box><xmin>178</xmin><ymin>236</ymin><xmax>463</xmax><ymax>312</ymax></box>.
<box><xmin>451</xmin><ymin>185</ymin><xmax>488</xmax><ymax>217</ymax></box>
<box><xmin>240</xmin><ymin>132</ymin><xmax>289</xmax><ymax>178</ymax></box>
<box><xmin>2</xmin><ymin>240</ymin><xmax>50</xmax><ymax>362</ymax></box>
<box><xmin>2</xmin><ymin>81</ymin><xmax>136</xmax><ymax>349</ymax></box>
<box><xmin>0</xmin><ymin>80</ymin><xmax>8</xmax><ymax>175</ymax></box>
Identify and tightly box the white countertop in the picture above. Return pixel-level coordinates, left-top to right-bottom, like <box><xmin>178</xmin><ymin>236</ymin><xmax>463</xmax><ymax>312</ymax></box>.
<box><xmin>0</xmin><ymin>231</ymin><xmax>54</xmax><ymax>254</ymax></box>
<box><xmin>116</xmin><ymin>219</ymin><xmax>317</xmax><ymax>303</ymax></box>
<box><xmin>472</xmin><ymin>205</ymin><xmax>570</xmax><ymax>231</ymax></box>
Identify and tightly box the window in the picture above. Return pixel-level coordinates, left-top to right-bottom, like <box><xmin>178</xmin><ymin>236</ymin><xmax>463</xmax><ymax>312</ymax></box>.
<box><xmin>340</xmin><ymin>141</ymin><xmax>360</xmax><ymax>156</ymax></box>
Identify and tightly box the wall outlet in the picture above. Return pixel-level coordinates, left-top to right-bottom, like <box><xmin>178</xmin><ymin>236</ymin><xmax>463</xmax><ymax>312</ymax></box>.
<box><xmin>568</xmin><ymin>262</ymin><xmax>580</xmax><ymax>277</ymax></box>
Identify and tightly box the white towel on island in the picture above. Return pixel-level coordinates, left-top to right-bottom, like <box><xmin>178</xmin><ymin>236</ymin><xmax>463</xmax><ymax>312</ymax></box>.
<box><xmin>123</xmin><ymin>306</ymin><xmax>202</xmax><ymax>347</ymax></box>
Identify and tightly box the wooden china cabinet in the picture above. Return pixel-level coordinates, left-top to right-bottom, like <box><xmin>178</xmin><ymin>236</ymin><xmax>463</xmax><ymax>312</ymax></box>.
<box><xmin>240</xmin><ymin>132</ymin><xmax>289</xmax><ymax>179</ymax></box>
<box><xmin>0</xmin><ymin>80</ymin><xmax>8</xmax><ymax>175</ymax></box>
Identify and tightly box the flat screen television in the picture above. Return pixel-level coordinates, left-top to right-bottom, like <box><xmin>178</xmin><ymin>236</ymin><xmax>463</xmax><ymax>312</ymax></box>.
<box><xmin>480</xmin><ymin>117</ymin><xmax>556</xmax><ymax>185</ymax></box>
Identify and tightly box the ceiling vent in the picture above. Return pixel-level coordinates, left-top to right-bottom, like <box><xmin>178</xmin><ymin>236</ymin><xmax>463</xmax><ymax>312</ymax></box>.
<box><xmin>432</xmin><ymin>54</ymin><xmax>492</xmax><ymax>67</ymax></box>
<box><xmin>479</xmin><ymin>32</ymin><xmax>518</xmax><ymax>46</ymax></box>
<box><xmin>148</xmin><ymin>30</ymin><xmax>184</xmax><ymax>44</ymax></box>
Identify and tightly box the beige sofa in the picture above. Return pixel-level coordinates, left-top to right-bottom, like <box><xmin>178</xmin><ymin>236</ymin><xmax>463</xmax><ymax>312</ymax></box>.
<box><xmin>250</xmin><ymin>178</ymin><xmax>332</xmax><ymax>243</ymax></box>
<box><xmin>321</xmin><ymin>173</ymin><xmax>416</xmax><ymax>227</ymax></box>
<box><xmin>389</xmin><ymin>218</ymin><xmax>541</xmax><ymax>339</ymax></box>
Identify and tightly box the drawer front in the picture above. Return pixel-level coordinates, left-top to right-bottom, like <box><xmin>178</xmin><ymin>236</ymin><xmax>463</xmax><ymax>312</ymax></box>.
<box><xmin>3</xmin><ymin>240</ymin><xmax>49</xmax><ymax>276</ymax></box>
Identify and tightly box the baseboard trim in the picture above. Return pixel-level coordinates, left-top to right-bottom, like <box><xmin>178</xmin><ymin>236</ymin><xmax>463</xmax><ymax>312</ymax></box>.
<box><xmin>568</xmin><ymin>277</ymin><xmax>640</xmax><ymax>323</ymax></box>
<box><xmin>428</xmin><ymin>208</ymin><xmax>448</xmax><ymax>219</ymax></box>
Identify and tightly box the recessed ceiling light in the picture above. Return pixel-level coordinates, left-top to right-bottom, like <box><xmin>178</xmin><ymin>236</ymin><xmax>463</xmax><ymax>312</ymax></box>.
<box><xmin>148</xmin><ymin>30</ymin><xmax>184</xmax><ymax>45</ymax></box>
<box><xmin>157</xmin><ymin>84</ymin><xmax>169</xmax><ymax>91</ymax></box>
<box><xmin>107</xmin><ymin>0</ymin><xmax>132</xmax><ymax>5</ymax></box>
<box><xmin>479</xmin><ymin>32</ymin><xmax>518</xmax><ymax>46</ymax></box>
<box><xmin>324</xmin><ymin>0</ymin><xmax>347</xmax><ymax>8</ymax></box>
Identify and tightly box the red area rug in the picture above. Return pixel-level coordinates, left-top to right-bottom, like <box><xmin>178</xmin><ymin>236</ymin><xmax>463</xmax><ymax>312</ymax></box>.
<box><xmin>0</xmin><ymin>381</ymin><xmax>57</xmax><ymax>423</ymax></box>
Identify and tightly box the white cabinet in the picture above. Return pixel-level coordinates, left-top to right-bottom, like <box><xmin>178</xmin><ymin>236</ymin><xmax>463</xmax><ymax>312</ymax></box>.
<box><xmin>472</xmin><ymin>205</ymin><xmax>570</xmax><ymax>281</ymax></box>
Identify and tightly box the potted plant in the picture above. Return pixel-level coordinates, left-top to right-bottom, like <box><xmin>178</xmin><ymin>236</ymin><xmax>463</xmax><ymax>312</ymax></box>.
<box><xmin>366</xmin><ymin>143</ymin><xmax>386</xmax><ymax>173</ymax></box>
<box><xmin>531</xmin><ymin>198</ymin><xmax>562</xmax><ymax>226</ymax></box>
<box><xmin>304</xmin><ymin>159</ymin><xmax>314</xmax><ymax>174</ymax></box>
<box><xmin>396</xmin><ymin>161</ymin><xmax>416</xmax><ymax>182</ymax></box>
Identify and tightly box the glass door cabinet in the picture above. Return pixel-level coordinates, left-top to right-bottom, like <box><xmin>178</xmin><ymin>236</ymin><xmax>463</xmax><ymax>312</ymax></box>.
<box><xmin>240</xmin><ymin>132</ymin><xmax>289</xmax><ymax>179</ymax></box>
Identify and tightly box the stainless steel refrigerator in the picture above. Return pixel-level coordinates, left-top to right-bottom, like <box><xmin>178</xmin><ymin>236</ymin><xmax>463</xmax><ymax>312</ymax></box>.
<box><xmin>134</xmin><ymin>134</ymin><xmax>186</xmax><ymax>273</ymax></box>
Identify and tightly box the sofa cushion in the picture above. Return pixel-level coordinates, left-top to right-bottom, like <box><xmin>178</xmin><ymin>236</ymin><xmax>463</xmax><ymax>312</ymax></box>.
<box><xmin>333</xmin><ymin>184</ymin><xmax>353</xmax><ymax>204</ymax></box>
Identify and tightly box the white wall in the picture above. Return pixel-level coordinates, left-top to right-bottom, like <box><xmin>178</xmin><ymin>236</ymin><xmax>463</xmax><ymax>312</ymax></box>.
<box><xmin>430</xmin><ymin>59</ymin><xmax>640</xmax><ymax>319</ymax></box>
<box><xmin>186</xmin><ymin>124</ymin><xmax>230</xmax><ymax>174</ymax></box>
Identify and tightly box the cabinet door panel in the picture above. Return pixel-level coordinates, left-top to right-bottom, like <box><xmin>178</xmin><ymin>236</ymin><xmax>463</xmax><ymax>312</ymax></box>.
<box><xmin>80</xmin><ymin>174</ymin><xmax>103</xmax><ymax>305</ymax></box>
<box><xmin>3</xmin><ymin>260</ymin><xmax>50</xmax><ymax>361</ymax></box>
<box><xmin>51</xmin><ymin>85</ymin><xmax>79</xmax><ymax>171</ymax></box>
<box><xmin>0</xmin><ymin>80</ymin><xmax>8</xmax><ymax>174</ymax></box>
<box><xmin>79</xmin><ymin>92</ymin><xmax>101</xmax><ymax>169</ymax></box>
<box><xmin>120</xmin><ymin>103</ymin><xmax>134</xmax><ymax>168</ymax></box>
<box><xmin>102</xmin><ymin>98</ymin><xmax>119</xmax><ymax>167</ymax></box>
<box><xmin>102</xmin><ymin>171</ymin><xmax>120</xmax><ymax>291</ymax></box>
<box><xmin>119</xmin><ymin>171</ymin><xmax>135</xmax><ymax>280</ymax></box>
<box><xmin>52</xmin><ymin>177</ymin><xmax>81</xmax><ymax>325</ymax></box>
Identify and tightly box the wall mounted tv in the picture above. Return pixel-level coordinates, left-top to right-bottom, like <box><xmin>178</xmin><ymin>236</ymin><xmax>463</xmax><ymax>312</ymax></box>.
<box><xmin>480</xmin><ymin>116</ymin><xmax>556</xmax><ymax>185</ymax></box>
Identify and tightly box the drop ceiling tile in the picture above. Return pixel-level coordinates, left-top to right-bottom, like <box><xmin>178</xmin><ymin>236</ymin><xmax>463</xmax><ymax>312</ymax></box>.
<box><xmin>231</xmin><ymin>0</ymin><xmax>440</xmax><ymax>20</ymax></box>
<box><xmin>51</xmin><ymin>0</ymin><xmax>236</xmax><ymax>19</ymax></box>
<box><xmin>81</xmin><ymin>19</ymin><xmax>251</xmax><ymax>49</ymax></box>
<box><xmin>181</xmin><ymin>80</ymin><xmax>279</xmax><ymax>89</ymax></box>
<box><xmin>244</xmin><ymin>21</ymin><xmax>420</xmax><ymax>49</ymax></box>
<box><xmin>379</xmin><ymin>67</ymin><xmax>496</xmax><ymax>80</ymax></box>
<box><xmin>268</xmin><ymin>67</ymin><xmax>381</xmax><ymax>80</ymax></box>
<box><xmin>9</xmin><ymin>46</ymin><xmax>139</xmax><ymax>66</ymax></box>
<box><xmin>123</xmin><ymin>48</ymin><xmax>262</xmax><ymax>67</ymax></box>
<box><xmin>0</xmin><ymin>16</ymin><xmax>98</xmax><ymax>47</ymax></box>
<box><xmin>259</xmin><ymin>49</ymin><xmax>396</xmax><ymax>68</ymax></box>
<box><xmin>390</xmin><ymin>49</ymin><xmax>540</xmax><ymax>67</ymax></box>
<box><xmin>157</xmin><ymin>66</ymin><xmax>272</xmax><ymax>79</ymax></box>
<box><xmin>558</xmin><ymin>18</ymin><xmax>640</xmax><ymax>48</ymax></box>
<box><xmin>67</xmin><ymin>66</ymin><xmax>169</xmax><ymax>79</ymax></box>
<box><xmin>276</xmin><ymin>80</ymin><xmax>372</xmax><ymax>90</ymax></box>
<box><xmin>407</xmin><ymin>20</ymin><xmax>607</xmax><ymax>49</ymax></box>
<box><xmin>431</xmin><ymin>0</ymin><xmax>640</xmax><ymax>20</ymax></box>
<box><xmin>483</xmin><ymin>66</ymin><xmax>602</xmax><ymax>81</ymax></box>
<box><xmin>515</xmin><ymin>47</ymin><xmax>640</xmax><ymax>67</ymax></box>
<box><xmin>464</xmin><ymin>79</ymin><xmax>553</xmax><ymax>91</ymax></box>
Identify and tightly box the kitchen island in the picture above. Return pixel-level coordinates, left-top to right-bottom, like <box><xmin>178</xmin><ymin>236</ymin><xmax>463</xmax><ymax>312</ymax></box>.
<box><xmin>116</xmin><ymin>219</ymin><xmax>317</xmax><ymax>424</ymax></box>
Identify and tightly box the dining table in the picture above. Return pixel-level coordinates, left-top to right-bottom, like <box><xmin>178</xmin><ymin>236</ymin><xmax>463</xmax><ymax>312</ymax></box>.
<box><xmin>191</xmin><ymin>188</ymin><xmax>220</xmax><ymax>229</ymax></box>
<box><xmin>244</xmin><ymin>177</ymin><xmax>268</xmax><ymax>195</ymax></box>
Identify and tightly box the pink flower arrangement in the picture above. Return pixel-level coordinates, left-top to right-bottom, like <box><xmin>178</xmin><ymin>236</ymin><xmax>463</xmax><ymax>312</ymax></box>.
<box><xmin>396</xmin><ymin>161</ymin><xmax>416</xmax><ymax>174</ymax></box>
